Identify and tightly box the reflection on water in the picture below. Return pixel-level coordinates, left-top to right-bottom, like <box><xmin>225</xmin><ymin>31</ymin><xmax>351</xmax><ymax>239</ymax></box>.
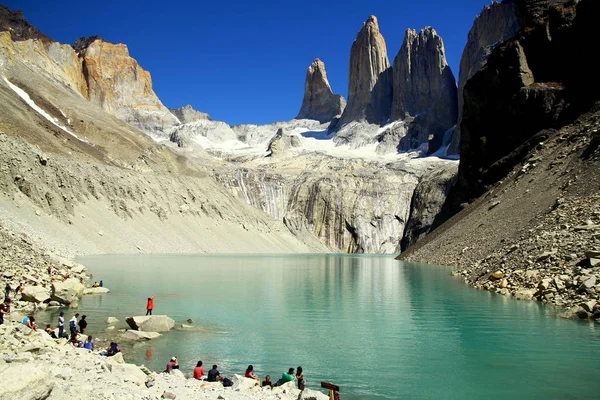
<box><xmin>58</xmin><ymin>254</ymin><xmax>600</xmax><ymax>400</ymax></box>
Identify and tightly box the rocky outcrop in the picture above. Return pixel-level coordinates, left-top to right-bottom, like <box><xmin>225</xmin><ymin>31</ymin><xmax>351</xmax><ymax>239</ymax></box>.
<box><xmin>295</xmin><ymin>58</ymin><xmax>346</xmax><ymax>123</ymax></box>
<box><xmin>51</xmin><ymin>278</ymin><xmax>85</xmax><ymax>305</ymax></box>
<box><xmin>170</xmin><ymin>119</ymin><xmax>238</xmax><ymax>148</ymax></box>
<box><xmin>126</xmin><ymin>315</ymin><xmax>175</xmax><ymax>332</ymax></box>
<box><xmin>390</xmin><ymin>27</ymin><xmax>458</xmax><ymax>154</ymax></box>
<box><xmin>267</xmin><ymin>128</ymin><xmax>301</xmax><ymax>158</ymax></box>
<box><xmin>0</xmin><ymin>4</ymin><xmax>52</xmax><ymax>43</ymax></box>
<box><xmin>449</xmin><ymin>0</ymin><xmax>520</xmax><ymax>155</ymax></box>
<box><xmin>20</xmin><ymin>285</ymin><xmax>50</xmax><ymax>303</ymax></box>
<box><xmin>336</xmin><ymin>15</ymin><xmax>392</xmax><ymax>130</ymax></box>
<box><xmin>121</xmin><ymin>330</ymin><xmax>162</xmax><ymax>341</ymax></box>
<box><xmin>75</xmin><ymin>37</ymin><xmax>180</xmax><ymax>136</ymax></box>
<box><xmin>442</xmin><ymin>0</ymin><xmax>599</xmax><ymax>217</ymax></box>
<box><xmin>169</xmin><ymin>104</ymin><xmax>211</xmax><ymax>124</ymax></box>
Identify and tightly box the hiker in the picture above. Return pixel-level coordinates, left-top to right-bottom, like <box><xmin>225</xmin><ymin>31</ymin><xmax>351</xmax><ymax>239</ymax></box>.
<box><xmin>78</xmin><ymin>315</ymin><xmax>88</xmax><ymax>334</ymax></box>
<box><xmin>193</xmin><ymin>360</ymin><xmax>205</xmax><ymax>380</ymax></box>
<box><xmin>57</xmin><ymin>311</ymin><xmax>65</xmax><ymax>338</ymax></box>
<box><xmin>244</xmin><ymin>365</ymin><xmax>261</xmax><ymax>385</ymax></box>
<box><xmin>45</xmin><ymin>324</ymin><xmax>57</xmax><ymax>338</ymax></box>
<box><xmin>146</xmin><ymin>297</ymin><xmax>154</xmax><ymax>316</ymax></box>
<box><xmin>165</xmin><ymin>356</ymin><xmax>179</xmax><ymax>373</ymax></box>
<box><xmin>83</xmin><ymin>335</ymin><xmax>95</xmax><ymax>350</ymax></box>
<box><xmin>262</xmin><ymin>375</ymin><xmax>273</xmax><ymax>388</ymax></box>
<box><xmin>69</xmin><ymin>313</ymin><xmax>79</xmax><ymax>338</ymax></box>
<box><xmin>0</xmin><ymin>298</ymin><xmax>10</xmax><ymax>325</ymax></box>
<box><xmin>207</xmin><ymin>365</ymin><xmax>223</xmax><ymax>382</ymax></box>
<box><xmin>4</xmin><ymin>283</ymin><xmax>10</xmax><ymax>301</ymax></box>
<box><xmin>296</xmin><ymin>366</ymin><xmax>305</xmax><ymax>390</ymax></box>
<box><xmin>106</xmin><ymin>342</ymin><xmax>120</xmax><ymax>356</ymax></box>
<box><xmin>22</xmin><ymin>315</ymin><xmax>37</xmax><ymax>330</ymax></box>
<box><xmin>274</xmin><ymin>368</ymin><xmax>295</xmax><ymax>386</ymax></box>
<box><xmin>14</xmin><ymin>282</ymin><xmax>23</xmax><ymax>298</ymax></box>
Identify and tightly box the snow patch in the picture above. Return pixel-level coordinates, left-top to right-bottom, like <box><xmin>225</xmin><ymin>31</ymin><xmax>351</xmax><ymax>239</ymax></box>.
<box><xmin>3</xmin><ymin>76</ymin><xmax>87</xmax><ymax>143</ymax></box>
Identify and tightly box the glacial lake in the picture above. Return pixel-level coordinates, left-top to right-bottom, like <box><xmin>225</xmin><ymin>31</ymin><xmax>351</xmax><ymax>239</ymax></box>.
<box><xmin>60</xmin><ymin>254</ymin><xmax>600</xmax><ymax>399</ymax></box>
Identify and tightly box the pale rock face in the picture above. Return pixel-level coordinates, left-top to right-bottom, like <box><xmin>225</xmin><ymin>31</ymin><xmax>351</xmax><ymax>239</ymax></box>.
<box><xmin>0</xmin><ymin>363</ymin><xmax>54</xmax><ymax>399</ymax></box>
<box><xmin>77</xmin><ymin>38</ymin><xmax>180</xmax><ymax>136</ymax></box>
<box><xmin>170</xmin><ymin>104</ymin><xmax>211</xmax><ymax>124</ymax></box>
<box><xmin>296</xmin><ymin>58</ymin><xmax>346</xmax><ymax>123</ymax></box>
<box><xmin>336</xmin><ymin>15</ymin><xmax>393</xmax><ymax>132</ymax></box>
<box><xmin>170</xmin><ymin>119</ymin><xmax>239</xmax><ymax>148</ymax></box>
<box><xmin>391</xmin><ymin>27</ymin><xmax>458</xmax><ymax>153</ymax></box>
<box><xmin>449</xmin><ymin>0</ymin><xmax>520</xmax><ymax>155</ymax></box>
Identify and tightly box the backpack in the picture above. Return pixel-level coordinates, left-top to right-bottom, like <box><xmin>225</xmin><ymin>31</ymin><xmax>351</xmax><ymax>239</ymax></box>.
<box><xmin>222</xmin><ymin>377</ymin><xmax>233</xmax><ymax>387</ymax></box>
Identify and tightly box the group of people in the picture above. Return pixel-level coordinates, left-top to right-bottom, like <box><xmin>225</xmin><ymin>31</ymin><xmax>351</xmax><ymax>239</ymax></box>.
<box><xmin>184</xmin><ymin>360</ymin><xmax>305</xmax><ymax>390</ymax></box>
<box><xmin>91</xmin><ymin>280</ymin><xmax>104</xmax><ymax>288</ymax></box>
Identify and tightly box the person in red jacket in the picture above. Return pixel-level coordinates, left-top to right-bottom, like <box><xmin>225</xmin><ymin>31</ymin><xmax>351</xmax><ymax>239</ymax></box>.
<box><xmin>146</xmin><ymin>296</ymin><xmax>154</xmax><ymax>315</ymax></box>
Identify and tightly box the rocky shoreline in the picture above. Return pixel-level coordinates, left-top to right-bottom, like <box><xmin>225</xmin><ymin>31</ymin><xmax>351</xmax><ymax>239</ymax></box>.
<box><xmin>0</xmin><ymin>224</ymin><xmax>330</xmax><ymax>399</ymax></box>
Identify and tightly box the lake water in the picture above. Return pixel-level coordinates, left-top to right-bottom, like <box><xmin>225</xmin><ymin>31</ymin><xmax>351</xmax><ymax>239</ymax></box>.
<box><xmin>59</xmin><ymin>254</ymin><xmax>600</xmax><ymax>399</ymax></box>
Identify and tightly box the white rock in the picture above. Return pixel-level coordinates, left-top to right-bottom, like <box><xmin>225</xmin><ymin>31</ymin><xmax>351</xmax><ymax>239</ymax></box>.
<box><xmin>20</xmin><ymin>285</ymin><xmax>51</xmax><ymax>303</ymax></box>
<box><xmin>0</xmin><ymin>363</ymin><xmax>54</xmax><ymax>399</ymax></box>
<box><xmin>83</xmin><ymin>287</ymin><xmax>110</xmax><ymax>295</ymax></box>
<box><xmin>122</xmin><ymin>330</ymin><xmax>162</xmax><ymax>341</ymax></box>
<box><xmin>105</xmin><ymin>316</ymin><xmax>119</xmax><ymax>324</ymax></box>
<box><xmin>125</xmin><ymin>315</ymin><xmax>175</xmax><ymax>332</ymax></box>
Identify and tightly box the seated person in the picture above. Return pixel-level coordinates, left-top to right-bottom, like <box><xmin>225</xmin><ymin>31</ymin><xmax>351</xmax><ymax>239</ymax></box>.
<box><xmin>70</xmin><ymin>332</ymin><xmax>82</xmax><ymax>347</ymax></box>
<box><xmin>165</xmin><ymin>356</ymin><xmax>179</xmax><ymax>373</ymax></box>
<box><xmin>193</xmin><ymin>360</ymin><xmax>205</xmax><ymax>380</ymax></box>
<box><xmin>274</xmin><ymin>368</ymin><xmax>295</xmax><ymax>386</ymax></box>
<box><xmin>106</xmin><ymin>342</ymin><xmax>120</xmax><ymax>356</ymax></box>
<box><xmin>92</xmin><ymin>282</ymin><xmax>99</xmax><ymax>287</ymax></box>
<box><xmin>22</xmin><ymin>315</ymin><xmax>37</xmax><ymax>331</ymax></box>
<box><xmin>244</xmin><ymin>365</ymin><xmax>261</xmax><ymax>385</ymax></box>
<box><xmin>262</xmin><ymin>375</ymin><xmax>273</xmax><ymax>388</ymax></box>
<box><xmin>45</xmin><ymin>324</ymin><xmax>57</xmax><ymax>338</ymax></box>
<box><xmin>83</xmin><ymin>335</ymin><xmax>95</xmax><ymax>350</ymax></box>
<box><xmin>207</xmin><ymin>365</ymin><xmax>223</xmax><ymax>382</ymax></box>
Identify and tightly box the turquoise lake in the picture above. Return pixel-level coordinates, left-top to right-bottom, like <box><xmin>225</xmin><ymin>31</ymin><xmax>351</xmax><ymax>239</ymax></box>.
<box><xmin>63</xmin><ymin>254</ymin><xmax>600</xmax><ymax>399</ymax></box>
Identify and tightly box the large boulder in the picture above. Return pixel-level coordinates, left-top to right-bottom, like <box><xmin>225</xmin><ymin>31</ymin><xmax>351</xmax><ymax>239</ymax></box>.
<box><xmin>107</xmin><ymin>362</ymin><xmax>148</xmax><ymax>385</ymax></box>
<box><xmin>51</xmin><ymin>278</ymin><xmax>84</xmax><ymax>305</ymax></box>
<box><xmin>20</xmin><ymin>285</ymin><xmax>51</xmax><ymax>303</ymax></box>
<box><xmin>83</xmin><ymin>287</ymin><xmax>110</xmax><ymax>295</ymax></box>
<box><xmin>121</xmin><ymin>330</ymin><xmax>162</xmax><ymax>341</ymax></box>
<box><xmin>231</xmin><ymin>374</ymin><xmax>260</xmax><ymax>391</ymax></box>
<box><xmin>125</xmin><ymin>315</ymin><xmax>175</xmax><ymax>332</ymax></box>
<box><xmin>0</xmin><ymin>362</ymin><xmax>54</xmax><ymax>399</ymax></box>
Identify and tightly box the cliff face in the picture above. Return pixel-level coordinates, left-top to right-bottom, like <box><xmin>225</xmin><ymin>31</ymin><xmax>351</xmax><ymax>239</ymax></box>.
<box><xmin>442</xmin><ymin>0</ymin><xmax>599</xmax><ymax>216</ymax></box>
<box><xmin>336</xmin><ymin>16</ymin><xmax>392</xmax><ymax>129</ymax></box>
<box><xmin>295</xmin><ymin>59</ymin><xmax>346</xmax><ymax>123</ymax></box>
<box><xmin>449</xmin><ymin>0</ymin><xmax>520</xmax><ymax>155</ymax></box>
<box><xmin>391</xmin><ymin>27</ymin><xmax>457</xmax><ymax>153</ymax></box>
<box><xmin>76</xmin><ymin>38</ymin><xmax>180</xmax><ymax>136</ymax></box>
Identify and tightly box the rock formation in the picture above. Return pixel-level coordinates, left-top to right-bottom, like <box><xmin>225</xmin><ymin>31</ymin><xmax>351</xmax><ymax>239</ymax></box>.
<box><xmin>336</xmin><ymin>15</ymin><xmax>392</xmax><ymax>129</ymax></box>
<box><xmin>390</xmin><ymin>27</ymin><xmax>458</xmax><ymax>153</ymax></box>
<box><xmin>448</xmin><ymin>0</ymin><xmax>520</xmax><ymax>155</ymax></box>
<box><xmin>440</xmin><ymin>0</ymin><xmax>599</xmax><ymax>219</ymax></box>
<box><xmin>0</xmin><ymin>4</ymin><xmax>52</xmax><ymax>42</ymax></box>
<box><xmin>74</xmin><ymin>37</ymin><xmax>180</xmax><ymax>136</ymax></box>
<box><xmin>169</xmin><ymin>104</ymin><xmax>212</xmax><ymax>124</ymax></box>
<box><xmin>266</xmin><ymin>128</ymin><xmax>301</xmax><ymax>158</ymax></box>
<box><xmin>295</xmin><ymin>58</ymin><xmax>346</xmax><ymax>123</ymax></box>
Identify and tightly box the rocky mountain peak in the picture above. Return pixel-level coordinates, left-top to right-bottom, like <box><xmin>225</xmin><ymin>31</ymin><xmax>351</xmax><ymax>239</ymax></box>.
<box><xmin>169</xmin><ymin>105</ymin><xmax>212</xmax><ymax>124</ymax></box>
<box><xmin>336</xmin><ymin>14</ymin><xmax>393</xmax><ymax>128</ymax></box>
<box><xmin>72</xmin><ymin>35</ymin><xmax>105</xmax><ymax>52</ymax></box>
<box><xmin>295</xmin><ymin>58</ymin><xmax>346</xmax><ymax>123</ymax></box>
<box><xmin>390</xmin><ymin>26</ymin><xmax>457</xmax><ymax>151</ymax></box>
<box><xmin>0</xmin><ymin>4</ymin><xmax>52</xmax><ymax>43</ymax></box>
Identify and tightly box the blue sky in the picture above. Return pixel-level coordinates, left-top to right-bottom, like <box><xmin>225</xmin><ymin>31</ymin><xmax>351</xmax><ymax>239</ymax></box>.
<box><xmin>5</xmin><ymin>0</ymin><xmax>492</xmax><ymax>125</ymax></box>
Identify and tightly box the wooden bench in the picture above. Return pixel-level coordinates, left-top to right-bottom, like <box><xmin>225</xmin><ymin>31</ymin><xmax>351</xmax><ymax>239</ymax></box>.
<box><xmin>321</xmin><ymin>382</ymin><xmax>340</xmax><ymax>400</ymax></box>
